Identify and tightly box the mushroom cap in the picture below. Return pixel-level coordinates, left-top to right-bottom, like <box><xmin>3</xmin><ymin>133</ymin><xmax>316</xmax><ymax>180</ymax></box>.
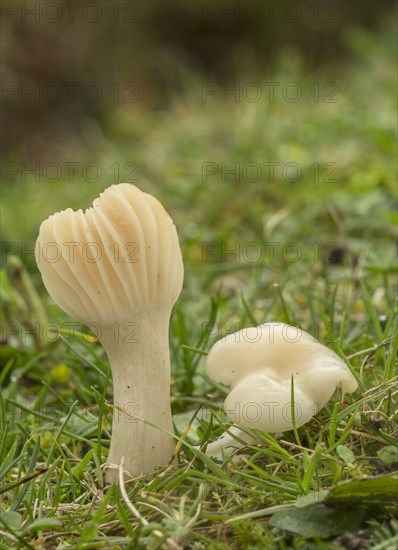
<box><xmin>205</xmin><ymin>322</ymin><xmax>357</xmax><ymax>432</ymax></box>
<box><xmin>35</xmin><ymin>184</ymin><xmax>184</xmax><ymax>326</ymax></box>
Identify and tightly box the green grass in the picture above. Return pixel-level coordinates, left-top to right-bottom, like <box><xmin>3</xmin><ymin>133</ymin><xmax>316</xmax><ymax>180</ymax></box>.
<box><xmin>1</xmin><ymin>17</ymin><xmax>397</xmax><ymax>550</ymax></box>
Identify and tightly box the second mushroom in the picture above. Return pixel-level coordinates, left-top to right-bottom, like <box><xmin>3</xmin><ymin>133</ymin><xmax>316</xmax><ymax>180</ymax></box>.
<box><xmin>205</xmin><ymin>322</ymin><xmax>358</xmax><ymax>457</ymax></box>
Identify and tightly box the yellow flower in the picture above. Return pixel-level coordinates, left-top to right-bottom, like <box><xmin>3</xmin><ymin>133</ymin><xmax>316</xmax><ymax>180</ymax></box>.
<box><xmin>51</xmin><ymin>363</ymin><xmax>71</xmax><ymax>383</ymax></box>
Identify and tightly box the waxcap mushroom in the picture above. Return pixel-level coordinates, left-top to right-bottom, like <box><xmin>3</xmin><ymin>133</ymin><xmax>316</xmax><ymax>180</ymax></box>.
<box><xmin>36</xmin><ymin>183</ymin><xmax>183</xmax><ymax>482</ymax></box>
<box><xmin>36</xmin><ymin>183</ymin><xmax>183</xmax><ymax>325</ymax></box>
<box><xmin>206</xmin><ymin>322</ymin><xmax>357</xmax><ymax>435</ymax></box>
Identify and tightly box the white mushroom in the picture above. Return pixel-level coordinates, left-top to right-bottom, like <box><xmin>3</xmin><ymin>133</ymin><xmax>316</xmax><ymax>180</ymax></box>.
<box><xmin>35</xmin><ymin>183</ymin><xmax>183</xmax><ymax>482</ymax></box>
<box><xmin>205</xmin><ymin>322</ymin><xmax>357</xmax><ymax>457</ymax></box>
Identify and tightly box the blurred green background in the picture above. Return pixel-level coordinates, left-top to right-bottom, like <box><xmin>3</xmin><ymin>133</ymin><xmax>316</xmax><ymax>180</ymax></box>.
<box><xmin>1</xmin><ymin>0</ymin><xmax>397</xmax><ymax>346</ymax></box>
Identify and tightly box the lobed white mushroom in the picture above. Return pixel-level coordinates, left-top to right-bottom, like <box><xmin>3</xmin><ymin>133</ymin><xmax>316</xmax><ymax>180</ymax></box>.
<box><xmin>205</xmin><ymin>322</ymin><xmax>358</xmax><ymax>457</ymax></box>
<box><xmin>36</xmin><ymin>183</ymin><xmax>183</xmax><ymax>482</ymax></box>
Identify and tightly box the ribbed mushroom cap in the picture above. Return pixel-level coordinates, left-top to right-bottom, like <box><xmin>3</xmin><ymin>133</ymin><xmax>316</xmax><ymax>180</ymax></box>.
<box><xmin>35</xmin><ymin>184</ymin><xmax>184</xmax><ymax>326</ymax></box>
<box><xmin>206</xmin><ymin>322</ymin><xmax>357</xmax><ymax>432</ymax></box>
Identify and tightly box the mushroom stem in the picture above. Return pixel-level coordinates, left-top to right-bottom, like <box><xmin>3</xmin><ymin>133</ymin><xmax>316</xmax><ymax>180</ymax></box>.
<box><xmin>101</xmin><ymin>311</ymin><xmax>174</xmax><ymax>483</ymax></box>
<box><xmin>206</xmin><ymin>426</ymin><xmax>255</xmax><ymax>459</ymax></box>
